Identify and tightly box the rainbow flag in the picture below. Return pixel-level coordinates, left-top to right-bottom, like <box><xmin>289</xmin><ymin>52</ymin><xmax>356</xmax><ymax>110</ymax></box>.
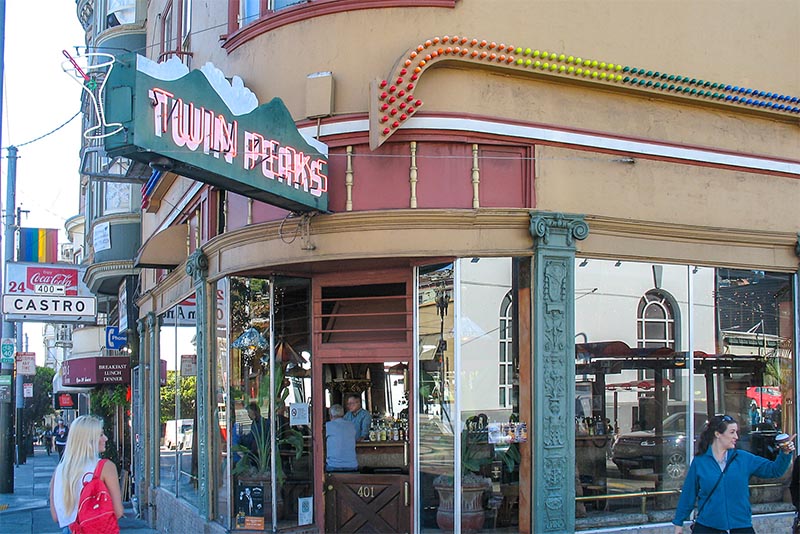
<box><xmin>18</xmin><ymin>228</ymin><xmax>59</xmax><ymax>263</ymax></box>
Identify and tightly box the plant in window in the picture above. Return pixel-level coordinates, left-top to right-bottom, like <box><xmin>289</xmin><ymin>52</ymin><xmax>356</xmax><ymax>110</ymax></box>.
<box><xmin>433</xmin><ymin>416</ymin><xmax>494</xmax><ymax>532</ymax></box>
<box><xmin>231</xmin><ymin>363</ymin><xmax>304</xmax><ymax>484</ymax></box>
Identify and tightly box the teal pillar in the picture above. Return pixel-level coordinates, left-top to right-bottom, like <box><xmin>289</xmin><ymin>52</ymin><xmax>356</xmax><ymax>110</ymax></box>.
<box><xmin>529</xmin><ymin>212</ymin><xmax>588</xmax><ymax>533</ymax></box>
<box><xmin>146</xmin><ymin>312</ymin><xmax>159</xmax><ymax>489</ymax></box>
<box><xmin>186</xmin><ymin>250</ymin><xmax>213</xmax><ymax>518</ymax></box>
<box><xmin>135</xmin><ymin>318</ymin><xmax>148</xmax><ymax>506</ymax></box>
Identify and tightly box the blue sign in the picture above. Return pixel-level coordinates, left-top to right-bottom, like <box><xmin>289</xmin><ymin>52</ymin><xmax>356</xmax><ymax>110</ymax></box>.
<box><xmin>106</xmin><ymin>326</ymin><xmax>127</xmax><ymax>350</ymax></box>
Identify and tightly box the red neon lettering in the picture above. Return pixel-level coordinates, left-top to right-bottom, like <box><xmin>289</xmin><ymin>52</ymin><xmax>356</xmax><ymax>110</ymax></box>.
<box><xmin>294</xmin><ymin>151</ymin><xmax>311</xmax><ymax>192</ymax></box>
<box><xmin>243</xmin><ymin>131</ymin><xmax>264</xmax><ymax>170</ymax></box>
<box><xmin>172</xmin><ymin>99</ymin><xmax>204</xmax><ymax>150</ymax></box>
<box><xmin>150</xmin><ymin>88</ymin><xmax>173</xmax><ymax>136</ymax></box>
<box><xmin>212</xmin><ymin>115</ymin><xmax>237</xmax><ymax>163</ymax></box>
<box><xmin>261</xmin><ymin>139</ymin><xmax>280</xmax><ymax>180</ymax></box>
<box><xmin>310</xmin><ymin>159</ymin><xmax>328</xmax><ymax>197</ymax></box>
<box><xmin>278</xmin><ymin>146</ymin><xmax>297</xmax><ymax>186</ymax></box>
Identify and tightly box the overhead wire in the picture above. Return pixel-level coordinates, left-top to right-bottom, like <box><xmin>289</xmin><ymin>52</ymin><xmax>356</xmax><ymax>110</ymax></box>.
<box><xmin>1</xmin><ymin>111</ymin><xmax>81</xmax><ymax>150</ymax></box>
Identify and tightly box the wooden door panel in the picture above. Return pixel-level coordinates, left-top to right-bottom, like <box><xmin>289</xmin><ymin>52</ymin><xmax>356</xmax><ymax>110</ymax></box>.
<box><xmin>325</xmin><ymin>473</ymin><xmax>409</xmax><ymax>533</ymax></box>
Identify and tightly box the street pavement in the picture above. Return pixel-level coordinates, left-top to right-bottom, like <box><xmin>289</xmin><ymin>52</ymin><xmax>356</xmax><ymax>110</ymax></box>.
<box><xmin>0</xmin><ymin>445</ymin><xmax>159</xmax><ymax>533</ymax></box>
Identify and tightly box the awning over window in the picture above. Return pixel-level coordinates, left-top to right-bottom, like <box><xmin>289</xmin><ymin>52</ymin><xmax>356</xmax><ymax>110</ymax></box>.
<box><xmin>52</xmin><ymin>363</ymin><xmax>92</xmax><ymax>394</ymax></box>
<box><xmin>134</xmin><ymin>223</ymin><xmax>188</xmax><ymax>268</ymax></box>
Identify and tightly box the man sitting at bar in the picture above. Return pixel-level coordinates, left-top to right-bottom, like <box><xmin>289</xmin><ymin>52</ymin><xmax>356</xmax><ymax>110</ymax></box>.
<box><xmin>325</xmin><ymin>404</ymin><xmax>358</xmax><ymax>472</ymax></box>
<box><xmin>344</xmin><ymin>394</ymin><xmax>372</xmax><ymax>441</ymax></box>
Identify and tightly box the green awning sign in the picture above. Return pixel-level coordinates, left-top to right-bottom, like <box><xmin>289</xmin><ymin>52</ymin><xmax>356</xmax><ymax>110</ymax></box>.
<box><xmin>104</xmin><ymin>55</ymin><xmax>328</xmax><ymax>213</ymax></box>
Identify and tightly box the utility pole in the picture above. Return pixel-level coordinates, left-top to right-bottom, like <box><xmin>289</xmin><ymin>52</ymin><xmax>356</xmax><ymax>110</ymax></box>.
<box><xmin>0</xmin><ymin>146</ymin><xmax>16</xmax><ymax>490</ymax></box>
<box><xmin>0</xmin><ymin>0</ymin><xmax>11</xmax><ymax>493</ymax></box>
<box><xmin>14</xmin><ymin>210</ymin><xmax>22</xmax><ymax>466</ymax></box>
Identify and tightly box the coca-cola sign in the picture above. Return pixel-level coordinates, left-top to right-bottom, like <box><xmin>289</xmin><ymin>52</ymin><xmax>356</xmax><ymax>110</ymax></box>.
<box><xmin>5</xmin><ymin>262</ymin><xmax>89</xmax><ymax>297</ymax></box>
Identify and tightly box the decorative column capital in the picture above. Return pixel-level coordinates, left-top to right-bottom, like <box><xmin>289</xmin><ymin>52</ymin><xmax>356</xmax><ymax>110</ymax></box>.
<box><xmin>530</xmin><ymin>211</ymin><xmax>589</xmax><ymax>248</ymax></box>
<box><xmin>186</xmin><ymin>250</ymin><xmax>209</xmax><ymax>285</ymax></box>
<box><xmin>795</xmin><ymin>233</ymin><xmax>800</xmax><ymax>258</ymax></box>
<box><xmin>137</xmin><ymin>317</ymin><xmax>146</xmax><ymax>337</ymax></box>
<box><xmin>146</xmin><ymin>311</ymin><xmax>157</xmax><ymax>329</ymax></box>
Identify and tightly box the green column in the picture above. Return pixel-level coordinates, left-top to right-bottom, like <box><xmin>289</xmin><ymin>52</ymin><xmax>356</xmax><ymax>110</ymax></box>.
<box><xmin>529</xmin><ymin>212</ymin><xmax>588</xmax><ymax>533</ymax></box>
<box><xmin>135</xmin><ymin>318</ymin><xmax>148</xmax><ymax>506</ymax></box>
<box><xmin>146</xmin><ymin>312</ymin><xmax>159</xmax><ymax>489</ymax></box>
<box><xmin>186</xmin><ymin>250</ymin><xmax>213</xmax><ymax>518</ymax></box>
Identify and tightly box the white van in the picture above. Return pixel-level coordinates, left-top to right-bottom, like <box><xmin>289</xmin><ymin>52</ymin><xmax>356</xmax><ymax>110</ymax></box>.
<box><xmin>164</xmin><ymin>419</ymin><xmax>194</xmax><ymax>450</ymax></box>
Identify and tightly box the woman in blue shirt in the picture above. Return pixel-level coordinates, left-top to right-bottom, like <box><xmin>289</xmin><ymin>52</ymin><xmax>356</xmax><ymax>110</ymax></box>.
<box><xmin>673</xmin><ymin>414</ymin><xmax>795</xmax><ymax>534</ymax></box>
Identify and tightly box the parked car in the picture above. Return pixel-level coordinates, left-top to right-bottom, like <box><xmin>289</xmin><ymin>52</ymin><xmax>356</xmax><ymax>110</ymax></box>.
<box><xmin>612</xmin><ymin>412</ymin><xmax>780</xmax><ymax>480</ymax></box>
<box><xmin>611</xmin><ymin>412</ymin><xmax>708</xmax><ymax>480</ymax></box>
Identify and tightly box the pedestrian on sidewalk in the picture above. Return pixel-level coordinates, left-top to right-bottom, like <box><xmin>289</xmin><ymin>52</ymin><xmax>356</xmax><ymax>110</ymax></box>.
<box><xmin>49</xmin><ymin>415</ymin><xmax>124</xmax><ymax>534</ymax></box>
<box><xmin>53</xmin><ymin>419</ymin><xmax>69</xmax><ymax>460</ymax></box>
<box><xmin>44</xmin><ymin>427</ymin><xmax>53</xmax><ymax>455</ymax></box>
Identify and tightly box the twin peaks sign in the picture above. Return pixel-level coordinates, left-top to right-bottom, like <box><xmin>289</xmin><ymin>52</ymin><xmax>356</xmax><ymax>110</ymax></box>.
<box><xmin>104</xmin><ymin>55</ymin><xmax>328</xmax><ymax>213</ymax></box>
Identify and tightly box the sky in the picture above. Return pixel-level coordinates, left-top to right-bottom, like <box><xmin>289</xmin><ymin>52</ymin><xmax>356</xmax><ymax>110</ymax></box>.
<box><xmin>2</xmin><ymin>1</ymin><xmax>86</xmax><ymax>364</ymax></box>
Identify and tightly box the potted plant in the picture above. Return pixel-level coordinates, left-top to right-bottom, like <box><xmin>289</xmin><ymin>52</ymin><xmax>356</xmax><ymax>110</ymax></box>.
<box><xmin>433</xmin><ymin>422</ymin><xmax>494</xmax><ymax>532</ymax></box>
<box><xmin>231</xmin><ymin>363</ymin><xmax>304</xmax><ymax>523</ymax></box>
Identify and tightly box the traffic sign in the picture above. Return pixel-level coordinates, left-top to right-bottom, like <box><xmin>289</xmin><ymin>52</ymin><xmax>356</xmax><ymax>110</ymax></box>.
<box><xmin>0</xmin><ymin>338</ymin><xmax>14</xmax><ymax>365</ymax></box>
<box><xmin>105</xmin><ymin>326</ymin><xmax>127</xmax><ymax>350</ymax></box>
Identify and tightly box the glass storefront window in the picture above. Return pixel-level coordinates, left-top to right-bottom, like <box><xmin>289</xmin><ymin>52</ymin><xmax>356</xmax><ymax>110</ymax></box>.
<box><xmin>574</xmin><ymin>260</ymin><xmax>795</xmax><ymax>527</ymax></box>
<box><xmin>215</xmin><ymin>279</ymin><xmax>231</xmax><ymax>526</ymax></box>
<box><xmin>417</xmin><ymin>263</ymin><xmax>456</xmax><ymax>530</ymax></box>
<box><xmin>228</xmin><ymin>276</ymin><xmax>313</xmax><ymax>530</ymax></box>
<box><xmin>458</xmin><ymin>258</ymin><xmax>526</xmax><ymax>532</ymax></box>
<box><xmin>418</xmin><ymin>258</ymin><xmax>528</xmax><ymax>532</ymax></box>
<box><xmin>157</xmin><ymin>295</ymin><xmax>199</xmax><ymax>508</ymax></box>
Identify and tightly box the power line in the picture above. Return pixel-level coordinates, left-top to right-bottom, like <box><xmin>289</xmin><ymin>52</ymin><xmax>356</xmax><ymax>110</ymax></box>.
<box><xmin>1</xmin><ymin>112</ymin><xmax>81</xmax><ymax>150</ymax></box>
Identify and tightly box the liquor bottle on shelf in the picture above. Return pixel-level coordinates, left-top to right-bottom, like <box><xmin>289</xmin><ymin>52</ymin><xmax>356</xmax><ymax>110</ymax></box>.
<box><xmin>368</xmin><ymin>422</ymin><xmax>377</xmax><ymax>442</ymax></box>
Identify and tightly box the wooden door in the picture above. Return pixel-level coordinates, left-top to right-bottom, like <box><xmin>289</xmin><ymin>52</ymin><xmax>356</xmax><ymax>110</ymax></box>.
<box><xmin>325</xmin><ymin>473</ymin><xmax>410</xmax><ymax>533</ymax></box>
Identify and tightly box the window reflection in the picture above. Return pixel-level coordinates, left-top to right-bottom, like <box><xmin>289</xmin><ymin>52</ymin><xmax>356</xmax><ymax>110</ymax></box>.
<box><xmin>417</xmin><ymin>258</ymin><xmax>527</xmax><ymax>532</ymax></box>
<box><xmin>158</xmin><ymin>295</ymin><xmax>199</xmax><ymax>508</ymax></box>
<box><xmin>228</xmin><ymin>277</ymin><xmax>313</xmax><ymax>530</ymax></box>
<box><xmin>574</xmin><ymin>260</ymin><xmax>795</xmax><ymax>525</ymax></box>
<box><xmin>417</xmin><ymin>263</ymin><xmax>455</xmax><ymax>529</ymax></box>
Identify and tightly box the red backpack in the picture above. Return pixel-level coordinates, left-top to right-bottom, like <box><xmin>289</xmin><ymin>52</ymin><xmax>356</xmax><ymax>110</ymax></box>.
<box><xmin>70</xmin><ymin>459</ymin><xmax>120</xmax><ymax>534</ymax></box>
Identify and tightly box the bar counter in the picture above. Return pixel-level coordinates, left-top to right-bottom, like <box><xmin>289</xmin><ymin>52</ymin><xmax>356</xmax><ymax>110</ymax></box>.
<box><xmin>356</xmin><ymin>440</ymin><xmax>409</xmax><ymax>473</ymax></box>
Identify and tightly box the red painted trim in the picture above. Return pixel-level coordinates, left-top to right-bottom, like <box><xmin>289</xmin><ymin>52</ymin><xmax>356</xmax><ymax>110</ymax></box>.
<box><xmin>223</xmin><ymin>0</ymin><xmax>456</xmax><ymax>51</ymax></box>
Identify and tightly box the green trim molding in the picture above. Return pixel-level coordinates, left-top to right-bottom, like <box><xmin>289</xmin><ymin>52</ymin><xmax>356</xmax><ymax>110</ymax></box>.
<box><xmin>370</xmin><ymin>35</ymin><xmax>800</xmax><ymax>148</ymax></box>
<box><xmin>529</xmin><ymin>211</ymin><xmax>588</xmax><ymax>533</ymax></box>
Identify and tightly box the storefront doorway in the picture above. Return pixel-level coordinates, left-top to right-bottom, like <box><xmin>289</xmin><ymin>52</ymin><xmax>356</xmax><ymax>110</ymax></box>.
<box><xmin>321</xmin><ymin>361</ymin><xmax>411</xmax><ymax>532</ymax></box>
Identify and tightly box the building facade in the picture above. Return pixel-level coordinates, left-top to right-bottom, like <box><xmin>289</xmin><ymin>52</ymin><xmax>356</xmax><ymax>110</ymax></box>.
<box><xmin>75</xmin><ymin>1</ymin><xmax>799</xmax><ymax>532</ymax></box>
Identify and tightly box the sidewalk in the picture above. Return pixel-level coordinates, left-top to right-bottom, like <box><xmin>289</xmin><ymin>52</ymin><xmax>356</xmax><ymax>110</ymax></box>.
<box><xmin>0</xmin><ymin>445</ymin><xmax>158</xmax><ymax>534</ymax></box>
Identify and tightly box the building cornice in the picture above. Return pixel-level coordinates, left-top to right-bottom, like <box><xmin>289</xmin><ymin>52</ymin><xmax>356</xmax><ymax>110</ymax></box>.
<box><xmin>138</xmin><ymin>209</ymin><xmax>798</xmax><ymax>313</ymax></box>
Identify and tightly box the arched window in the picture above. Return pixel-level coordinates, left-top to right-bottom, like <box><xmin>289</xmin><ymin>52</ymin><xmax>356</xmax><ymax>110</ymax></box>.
<box><xmin>637</xmin><ymin>289</ymin><xmax>680</xmax><ymax>399</ymax></box>
<box><xmin>499</xmin><ymin>291</ymin><xmax>513</xmax><ymax>408</ymax></box>
<box><xmin>637</xmin><ymin>290</ymin><xmax>675</xmax><ymax>349</ymax></box>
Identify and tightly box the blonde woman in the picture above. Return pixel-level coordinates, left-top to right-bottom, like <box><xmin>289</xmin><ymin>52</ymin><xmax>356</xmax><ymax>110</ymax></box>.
<box><xmin>49</xmin><ymin>415</ymin><xmax>124</xmax><ymax>533</ymax></box>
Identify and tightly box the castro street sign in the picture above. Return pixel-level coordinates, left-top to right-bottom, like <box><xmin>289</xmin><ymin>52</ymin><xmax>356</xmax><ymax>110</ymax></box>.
<box><xmin>2</xmin><ymin>294</ymin><xmax>97</xmax><ymax>321</ymax></box>
<box><xmin>2</xmin><ymin>262</ymin><xmax>96</xmax><ymax>323</ymax></box>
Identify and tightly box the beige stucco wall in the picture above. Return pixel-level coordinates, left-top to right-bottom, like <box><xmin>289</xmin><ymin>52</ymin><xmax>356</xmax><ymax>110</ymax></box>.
<box><xmin>535</xmin><ymin>145</ymin><xmax>800</xmax><ymax>232</ymax></box>
<box><xmin>180</xmin><ymin>1</ymin><xmax>800</xmax><ymax>123</ymax></box>
<box><xmin>136</xmin><ymin>0</ymin><xmax>800</xmax><ymax>306</ymax></box>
